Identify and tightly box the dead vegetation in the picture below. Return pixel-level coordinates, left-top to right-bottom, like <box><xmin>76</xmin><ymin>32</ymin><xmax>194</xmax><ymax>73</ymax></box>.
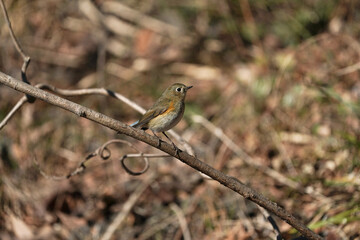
<box><xmin>1</xmin><ymin>0</ymin><xmax>360</xmax><ymax>239</ymax></box>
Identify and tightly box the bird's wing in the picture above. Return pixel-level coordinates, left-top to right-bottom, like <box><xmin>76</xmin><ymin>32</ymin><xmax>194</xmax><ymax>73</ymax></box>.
<box><xmin>131</xmin><ymin>103</ymin><xmax>170</xmax><ymax>129</ymax></box>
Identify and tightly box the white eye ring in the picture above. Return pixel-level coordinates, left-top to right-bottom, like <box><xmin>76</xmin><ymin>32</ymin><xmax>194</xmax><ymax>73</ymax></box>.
<box><xmin>176</xmin><ymin>87</ymin><xmax>182</xmax><ymax>92</ymax></box>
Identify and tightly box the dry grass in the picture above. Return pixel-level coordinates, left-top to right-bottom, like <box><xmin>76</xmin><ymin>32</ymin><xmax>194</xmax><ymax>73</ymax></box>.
<box><xmin>1</xmin><ymin>0</ymin><xmax>360</xmax><ymax>239</ymax></box>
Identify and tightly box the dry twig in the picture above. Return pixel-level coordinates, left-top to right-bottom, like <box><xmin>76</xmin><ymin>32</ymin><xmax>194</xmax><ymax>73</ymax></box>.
<box><xmin>0</xmin><ymin>0</ymin><xmax>33</xmax><ymax>102</ymax></box>
<box><xmin>67</xmin><ymin>139</ymin><xmax>169</xmax><ymax>178</ymax></box>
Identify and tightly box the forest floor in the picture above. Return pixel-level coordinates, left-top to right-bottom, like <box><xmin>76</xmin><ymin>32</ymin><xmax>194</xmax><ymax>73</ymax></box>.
<box><xmin>1</xmin><ymin>0</ymin><xmax>360</xmax><ymax>239</ymax></box>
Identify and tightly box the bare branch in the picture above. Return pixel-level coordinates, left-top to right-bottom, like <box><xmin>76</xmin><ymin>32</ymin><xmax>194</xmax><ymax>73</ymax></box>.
<box><xmin>0</xmin><ymin>71</ymin><xmax>322</xmax><ymax>240</ymax></box>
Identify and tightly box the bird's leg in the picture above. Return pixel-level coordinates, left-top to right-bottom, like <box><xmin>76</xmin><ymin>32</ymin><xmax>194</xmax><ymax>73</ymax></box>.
<box><xmin>162</xmin><ymin>132</ymin><xmax>180</xmax><ymax>156</ymax></box>
<box><xmin>151</xmin><ymin>130</ymin><xmax>161</xmax><ymax>147</ymax></box>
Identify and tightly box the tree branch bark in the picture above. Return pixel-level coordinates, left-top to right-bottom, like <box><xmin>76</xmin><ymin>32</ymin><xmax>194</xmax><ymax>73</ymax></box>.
<box><xmin>0</xmin><ymin>71</ymin><xmax>322</xmax><ymax>240</ymax></box>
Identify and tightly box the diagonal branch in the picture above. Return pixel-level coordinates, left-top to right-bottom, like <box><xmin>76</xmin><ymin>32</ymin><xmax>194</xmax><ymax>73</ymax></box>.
<box><xmin>0</xmin><ymin>83</ymin><xmax>195</xmax><ymax>155</ymax></box>
<box><xmin>0</xmin><ymin>71</ymin><xmax>322</xmax><ymax>240</ymax></box>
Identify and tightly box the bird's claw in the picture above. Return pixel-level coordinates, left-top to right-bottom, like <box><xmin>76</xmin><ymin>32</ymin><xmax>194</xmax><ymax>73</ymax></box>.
<box><xmin>172</xmin><ymin>143</ymin><xmax>181</xmax><ymax>157</ymax></box>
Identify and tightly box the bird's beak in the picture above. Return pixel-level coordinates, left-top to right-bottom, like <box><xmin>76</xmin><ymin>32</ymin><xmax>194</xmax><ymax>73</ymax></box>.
<box><xmin>186</xmin><ymin>86</ymin><xmax>193</xmax><ymax>91</ymax></box>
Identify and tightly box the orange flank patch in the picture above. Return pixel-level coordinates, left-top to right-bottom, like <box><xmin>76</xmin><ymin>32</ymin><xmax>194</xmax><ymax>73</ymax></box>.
<box><xmin>160</xmin><ymin>101</ymin><xmax>175</xmax><ymax>116</ymax></box>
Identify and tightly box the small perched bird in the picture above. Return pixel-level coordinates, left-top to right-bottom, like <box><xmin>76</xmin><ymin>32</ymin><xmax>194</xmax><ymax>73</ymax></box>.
<box><xmin>131</xmin><ymin>83</ymin><xmax>192</xmax><ymax>154</ymax></box>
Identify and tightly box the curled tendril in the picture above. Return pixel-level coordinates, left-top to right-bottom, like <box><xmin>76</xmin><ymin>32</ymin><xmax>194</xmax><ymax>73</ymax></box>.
<box><xmin>120</xmin><ymin>153</ymin><xmax>149</xmax><ymax>176</ymax></box>
<box><xmin>68</xmin><ymin>139</ymin><xmax>151</xmax><ymax>177</ymax></box>
<box><xmin>99</xmin><ymin>147</ymin><xmax>111</xmax><ymax>160</ymax></box>
<box><xmin>97</xmin><ymin>139</ymin><xmax>150</xmax><ymax>175</ymax></box>
<box><xmin>37</xmin><ymin>138</ymin><xmax>170</xmax><ymax>179</ymax></box>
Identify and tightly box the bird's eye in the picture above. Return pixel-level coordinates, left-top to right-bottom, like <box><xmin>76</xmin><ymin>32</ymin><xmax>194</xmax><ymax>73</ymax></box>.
<box><xmin>176</xmin><ymin>87</ymin><xmax>182</xmax><ymax>92</ymax></box>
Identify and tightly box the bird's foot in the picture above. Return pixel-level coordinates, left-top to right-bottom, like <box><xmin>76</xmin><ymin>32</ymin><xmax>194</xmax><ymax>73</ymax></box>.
<box><xmin>157</xmin><ymin>138</ymin><xmax>162</xmax><ymax>148</ymax></box>
<box><xmin>161</xmin><ymin>132</ymin><xmax>181</xmax><ymax>157</ymax></box>
<box><xmin>171</xmin><ymin>142</ymin><xmax>181</xmax><ymax>157</ymax></box>
<box><xmin>151</xmin><ymin>130</ymin><xmax>162</xmax><ymax>147</ymax></box>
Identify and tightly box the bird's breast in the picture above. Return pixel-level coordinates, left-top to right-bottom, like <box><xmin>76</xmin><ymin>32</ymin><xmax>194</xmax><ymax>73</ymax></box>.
<box><xmin>148</xmin><ymin>101</ymin><xmax>184</xmax><ymax>132</ymax></box>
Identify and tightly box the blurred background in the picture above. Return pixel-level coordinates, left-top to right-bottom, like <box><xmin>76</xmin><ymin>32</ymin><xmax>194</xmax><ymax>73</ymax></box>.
<box><xmin>1</xmin><ymin>0</ymin><xmax>360</xmax><ymax>239</ymax></box>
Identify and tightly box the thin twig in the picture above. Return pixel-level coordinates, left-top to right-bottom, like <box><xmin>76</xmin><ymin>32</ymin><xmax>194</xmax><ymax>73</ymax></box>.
<box><xmin>0</xmin><ymin>72</ymin><xmax>323</xmax><ymax>240</ymax></box>
<box><xmin>120</xmin><ymin>153</ymin><xmax>173</xmax><ymax>175</ymax></box>
<box><xmin>68</xmin><ymin>139</ymin><xmax>151</xmax><ymax>178</ymax></box>
<box><xmin>0</xmin><ymin>0</ymin><xmax>27</xmax><ymax>60</ymax></box>
<box><xmin>0</xmin><ymin>95</ymin><xmax>27</xmax><ymax>130</ymax></box>
<box><xmin>100</xmin><ymin>173</ymin><xmax>157</xmax><ymax>240</ymax></box>
<box><xmin>257</xmin><ymin>206</ymin><xmax>283</xmax><ymax>240</ymax></box>
<box><xmin>0</xmin><ymin>0</ymin><xmax>34</xmax><ymax>102</ymax></box>
<box><xmin>66</xmin><ymin>138</ymin><xmax>169</xmax><ymax>178</ymax></box>
<box><xmin>37</xmin><ymin>83</ymin><xmax>146</xmax><ymax>113</ymax></box>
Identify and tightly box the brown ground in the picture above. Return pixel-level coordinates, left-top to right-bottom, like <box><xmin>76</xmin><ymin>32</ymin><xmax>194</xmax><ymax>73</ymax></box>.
<box><xmin>1</xmin><ymin>0</ymin><xmax>360</xmax><ymax>239</ymax></box>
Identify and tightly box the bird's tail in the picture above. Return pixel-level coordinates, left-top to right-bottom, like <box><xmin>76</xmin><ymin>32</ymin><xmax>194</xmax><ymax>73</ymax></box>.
<box><xmin>130</xmin><ymin>120</ymin><xmax>140</xmax><ymax>127</ymax></box>
<box><xmin>130</xmin><ymin>120</ymin><xmax>148</xmax><ymax>130</ymax></box>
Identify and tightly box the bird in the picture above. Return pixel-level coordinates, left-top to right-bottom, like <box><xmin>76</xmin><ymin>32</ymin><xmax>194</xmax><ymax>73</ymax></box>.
<box><xmin>131</xmin><ymin>83</ymin><xmax>192</xmax><ymax>154</ymax></box>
